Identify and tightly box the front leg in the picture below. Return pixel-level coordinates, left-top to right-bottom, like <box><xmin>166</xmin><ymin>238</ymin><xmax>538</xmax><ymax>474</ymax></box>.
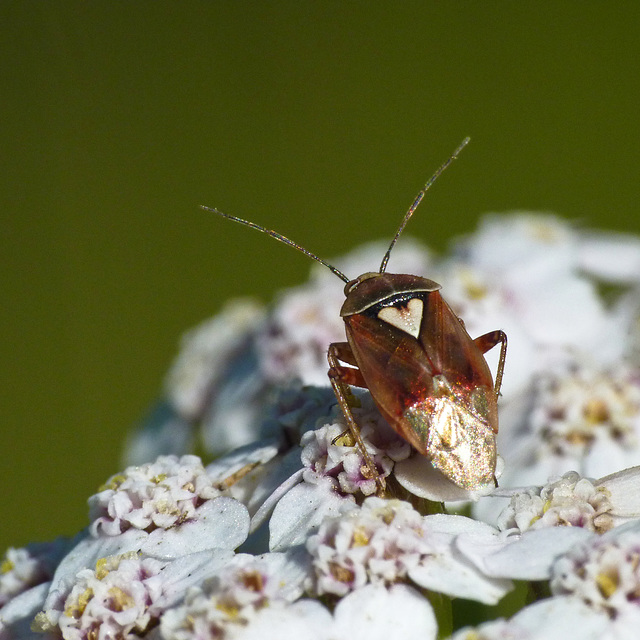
<box><xmin>328</xmin><ymin>342</ymin><xmax>386</xmax><ymax>495</ymax></box>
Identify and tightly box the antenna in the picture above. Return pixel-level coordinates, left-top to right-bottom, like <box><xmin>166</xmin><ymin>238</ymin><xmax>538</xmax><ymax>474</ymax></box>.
<box><xmin>202</xmin><ymin>206</ymin><xmax>350</xmax><ymax>283</ymax></box>
<box><xmin>379</xmin><ymin>137</ymin><xmax>470</xmax><ymax>274</ymax></box>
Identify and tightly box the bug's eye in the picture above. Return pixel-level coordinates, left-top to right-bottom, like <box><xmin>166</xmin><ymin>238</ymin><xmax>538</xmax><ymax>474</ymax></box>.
<box><xmin>343</xmin><ymin>272</ymin><xmax>378</xmax><ymax>296</ymax></box>
<box><xmin>344</xmin><ymin>279</ymin><xmax>359</xmax><ymax>296</ymax></box>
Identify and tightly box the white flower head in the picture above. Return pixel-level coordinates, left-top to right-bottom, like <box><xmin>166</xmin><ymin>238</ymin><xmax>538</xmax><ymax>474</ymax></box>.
<box><xmin>300</xmin><ymin>392</ymin><xmax>410</xmax><ymax>497</ymax></box>
<box><xmin>496</xmin><ymin>472</ymin><xmax>615</xmax><ymax>534</ymax></box>
<box><xmin>307</xmin><ymin>498</ymin><xmax>512</xmax><ymax>605</ymax></box>
<box><xmin>257</xmin><ymin>279</ymin><xmax>344</xmax><ymax>388</ymax></box>
<box><xmin>307</xmin><ymin>497</ymin><xmax>427</xmax><ymax>596</ymax></box>
<box><xmin>472</xmin><ymin>468</ymin><xmax>640</xmax><ymax>583</ymax></box>
<box><xmin>165</xmin><ymin>300</ymin><xmax>265</xmax><ymax>422</ymax></box>
<box><xmin>550</xmin><ymin>521</ymin><xmax>640</xmax><ymax>619</ymax></box>
<box><xmin>89</xmin><ymin>455</ymin><xmax>222</xmax><ymax>537</ymax></box>
<box><xmin>159</xmin><ymin>553</ymin><xmax>316</xmax><ymax>640</ymax></box>
<box><xmin>454</xmin><ymin>213</ymin><xmax>578</xmax><ymax>278</ymax></box>
<box><xmin>34</xmin><ymin>553</ymin><xmax>165</xmax><ymax>640</ymax></box>
<box><xmin>533</xmin><ymin>363</ymin><xmax>640</xmax><ymax>461</ymax></box>
<box><xmin>502</xmin><ymin>360</ymin><xmax>640</xmax><ymax>486</ymax></box>
<box><xmin>0</xmin><ymin>540</ymin><xmax>69</xmax><ymax>608</ymax></box>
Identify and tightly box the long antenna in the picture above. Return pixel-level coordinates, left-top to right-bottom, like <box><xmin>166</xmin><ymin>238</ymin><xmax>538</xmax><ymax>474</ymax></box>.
<box><xmin>379</xmin><ymin>137</ymin><xmax>470</xmax><ymax>274</ymax></box>
<box><xmin>202</xmin><ymin>206</ymin><xmax>350</xmax><ymax>283</ymax></box>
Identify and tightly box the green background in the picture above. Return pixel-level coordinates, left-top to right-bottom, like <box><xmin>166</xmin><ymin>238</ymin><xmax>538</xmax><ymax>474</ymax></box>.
<box><xmin>2</xmin><ymin>3</ymin><xmax>640</xmax><ymax>553</ymax></box>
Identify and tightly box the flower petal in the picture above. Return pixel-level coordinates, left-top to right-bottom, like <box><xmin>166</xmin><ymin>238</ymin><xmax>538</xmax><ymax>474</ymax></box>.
<box><xmin>269</xmin><ymin>481</ymin><xmax>355</xmax><ymax>551</ymax></box>
<box><xmin>332</xmin><ymin>584</ymin><xmax>437</xmax><ymax>640</ymax></box>
<box><xmin>141</xmin><ymin>497</ymin><xmax>249</xmax><ymax>558</ymax></box>
<box><xmin>409</xmin><ymin>554</ymin><xmax>511</xmax><ymax>605</ymax></box>
<box><xmin>482</xmin><ymin>527</ymin><xmax>593</xmax><ymax>580</ymax></box>
<box><xmin>511</xmin><ymin>594</ymin><xmax>611</xmax><ymax>640</ymax></box>
<box><xmin>394</xmin><ymin>455</ymin><xmax>494</xmax><ymax>502</ymax></box>
<box><xmin>597</xmin><ymin>465</ymin><xmax>640</xmax><ymax>519</ymax></box>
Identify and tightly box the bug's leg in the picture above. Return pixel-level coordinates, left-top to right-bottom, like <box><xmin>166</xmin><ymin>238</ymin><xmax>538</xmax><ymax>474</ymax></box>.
<box><xmin>474</xmin><ymin>330</ymin><xmax>508</xmax><ymax>397</ymax></box>
<box><xmin>328</xmin><ymin>342</ymin><xmax>386</xmax><ymax>495</ymax></box>
<box><xmin>326</xmin><ymin>343</ymin><xmax>366</xmax><ymax>444</ymax></box>
<box><xmin>328</xmin><ymin>342</ymin><xmax>367</xmax><ymax>389</ymax></box>
<box><xmin>329</xmin><ymin>341</ymin><xmax>358</xmax><ymax>366</ymax></box>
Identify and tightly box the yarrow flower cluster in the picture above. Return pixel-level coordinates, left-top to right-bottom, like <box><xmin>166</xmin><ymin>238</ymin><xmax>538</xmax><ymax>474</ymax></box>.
<box><xmin>38</xmin><ymin>554</ymin><xmax>165</xmax><ymax>640</ymax></box>
<box><xmin>0</xmin><ymin>541</ymin><xmax>68</xmax><ymax>609</ymax></box>
<box><xmin>551</xmin><ymin>524</ymin><xmax>640</xmax><ymax>617</ymax></box>
<box><xmin>298</xmin><ymin>394</ymin><xmax>411</xmax><ymax>496</ymax></box>
<box><xmin>3</xmin><ymin>213</ymin><xmax>640</xmax><ymax>640</ymax></box>
<box><xmin>306</xmin><ymin>497</ymin><xmax>512</xmax><ymax>605</ymax></box>
<box><xmin>496</xmin><ymin>471</ymin><xmax>616</xmax><ymax>534</ymax></box>
<box><xmin>89</xmin><ymin>455</ymin><xmax>223</xmax><ymax>536</ymax></box>
<box><xmin>307</xmin><ymin>498</ymin><xmax>428</xmax><ymax>596</ymax></box>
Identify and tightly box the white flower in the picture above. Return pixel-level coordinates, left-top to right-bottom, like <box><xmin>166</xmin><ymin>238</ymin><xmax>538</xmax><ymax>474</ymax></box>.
<box><xmin>34</xmin><ymin>547</ymin><xmax>243</xmax><ymax>640</ymax></box>
<box><xmin>165</xmin><ymin>300</ymin><xmax>265</xmax><ymax>422</ymax></box>
<box><xmin>257</xmin><ymin>279</ymin><xmax>344</xmax><ymax>388</ymax></box>
<box><xmin>161</xmin><ymin>593</ymin><xmax>331</xmax><ymax>640</ymax></box>
<box><xmin>49</xmin><ymin>554</ymin><xmax>164</xmax><ymax>640</ymax></box>
<box><xmin>466</xmin><ymin>468</ymin><xmax>640</xmax><ymax>583</ymax></box>
<box><xmin>453</xmin><ymin>213</ymin><xmax>578</xmax><ymax>279</ymax></box>
<box><xmin>496</xmin><ymin>471</ymin><xmax>617</xmax><ymax>534</ymax></box>
<box><xmin>307</xmin><ymin>498</ymin><xmax>427</xmax><ymax>596</ymax></box>
<box><xmin>124</xmin><ymin>300</ymin><xmax>266</xmax><ymax>465</ymax></box>
<box><xmin>89</xmin><ymin>455</ymin><xmax>225</xmax><ymax>537</ymax></box>
<box><xmin>499</xmin><ymin>360</ymin><xmax>640</xmax><ymax>487</ymax></box>
<box><xmin>299</xmin><ymin>393</ymin><xmax>410</xmax><ymax>497</ymax></box>
<box><xmin>550</xmin><ymin>520</ymin><xmax>640</xmax><ymax>617</ymax></box>
<box><xmin>0</xmin><ymin>541</ymin><xmax>68</xmax><ymax>608</ymax></box>
<box><xmin>159</xmin><ymin>553</ymin><xmax>321</xmax><ymax>640</ymax></box>
<box><xmin>306</xmin><ymin>498</ymin><xmax>512</xmax><ymax>605</ymax></box>
<box><xmin>162</xmin><ymin>581</ymin><xmax>438</xmax><ymax>640</ymax></box>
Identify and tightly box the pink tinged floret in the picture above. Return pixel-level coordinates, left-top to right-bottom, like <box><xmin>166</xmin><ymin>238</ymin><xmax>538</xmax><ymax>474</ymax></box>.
<box><xmin>550</xmin><ymin>521</ymin><xmax>640</xmax><ymax>617</ymax></box>
<box><xmin>88</xmin><ymin>455</ymin><xmax>223</xmax><ymax>537</ymax></box>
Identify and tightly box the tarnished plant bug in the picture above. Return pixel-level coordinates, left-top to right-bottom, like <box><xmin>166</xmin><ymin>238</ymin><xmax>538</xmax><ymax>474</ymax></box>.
<box><xmin>204</xmin><ymin>138</ymin><xmax>507</xmax><ymax>495</ymax></box>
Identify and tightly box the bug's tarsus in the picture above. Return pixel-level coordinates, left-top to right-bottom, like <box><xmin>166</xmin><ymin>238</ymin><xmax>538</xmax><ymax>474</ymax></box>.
<box><xmin>201</xmin><ymin>205</ymin><xmax>350</xmax><ymax>283</ymax></box>
<box><xmin>379</xmin><ymin>137</ymin><xmax>471</xmax><ymax>274</ymax></box>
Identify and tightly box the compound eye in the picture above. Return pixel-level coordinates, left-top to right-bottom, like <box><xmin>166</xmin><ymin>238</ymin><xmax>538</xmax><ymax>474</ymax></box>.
<box><xmin>343</xmin><ymin>272</ymin><xmax>379</xmax><ymax>297</ymax></box>
<box><xmin>344</xmin><ymin>279</ymin><xmax>359</xmax><ymax>296</ymax></box>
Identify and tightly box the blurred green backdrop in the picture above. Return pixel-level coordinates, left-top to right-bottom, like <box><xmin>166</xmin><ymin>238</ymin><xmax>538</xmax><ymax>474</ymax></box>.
<box><xmin>2</xmin><ymin>3</ymin><xmax>640</xmax><ymax>552</ymax></box>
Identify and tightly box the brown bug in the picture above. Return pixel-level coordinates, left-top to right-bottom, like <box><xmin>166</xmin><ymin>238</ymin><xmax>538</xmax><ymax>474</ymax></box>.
<box><xmin>204</xmin><ymin>138</ymin><xmax>507</xmax><ymax>494</ymax></box>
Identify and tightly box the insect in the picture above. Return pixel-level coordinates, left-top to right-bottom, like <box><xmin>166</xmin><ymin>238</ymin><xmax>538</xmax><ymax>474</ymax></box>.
<box><xmin>203</xmin><ymin>138</ymin><xmax>507</xmax><ymax>495</ymax></box>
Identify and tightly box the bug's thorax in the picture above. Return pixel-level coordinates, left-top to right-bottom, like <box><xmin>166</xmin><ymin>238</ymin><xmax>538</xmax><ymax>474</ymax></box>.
<box><xmin>340</xmin><ymin>272</ymin><xmax>442</xmax><ymax>317</ymax></box>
